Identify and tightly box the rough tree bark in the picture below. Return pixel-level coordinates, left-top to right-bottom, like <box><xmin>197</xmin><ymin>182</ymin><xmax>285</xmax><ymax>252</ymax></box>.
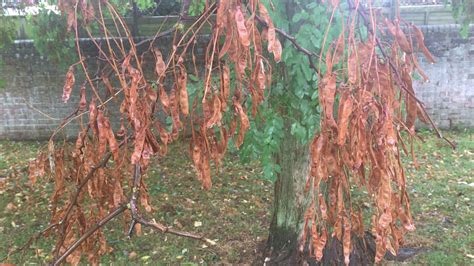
<box><xmin>266</xmin><ymin>129</ymin><xmax>311</xmax><ymax>264</ymax></box>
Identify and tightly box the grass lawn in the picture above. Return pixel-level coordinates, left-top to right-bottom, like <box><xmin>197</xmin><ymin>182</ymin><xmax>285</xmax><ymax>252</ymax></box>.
<box><xmin>0</xmin><ymin>129</ymin><xmax>472</xmax><ymax>264</ymax></box>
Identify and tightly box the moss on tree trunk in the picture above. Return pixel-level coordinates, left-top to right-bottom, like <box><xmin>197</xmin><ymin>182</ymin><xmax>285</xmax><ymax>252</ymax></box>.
<box><xmin>266</xmin><ymin>129</ymin><xmax>311</xmax><ymax>263</ymax></box>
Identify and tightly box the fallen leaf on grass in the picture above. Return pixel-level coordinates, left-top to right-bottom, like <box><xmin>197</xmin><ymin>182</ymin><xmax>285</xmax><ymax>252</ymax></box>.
<box><xmin>128</xmin><ymin>251</ymin><xmax>137</xmax><ymax>259</ymax></box>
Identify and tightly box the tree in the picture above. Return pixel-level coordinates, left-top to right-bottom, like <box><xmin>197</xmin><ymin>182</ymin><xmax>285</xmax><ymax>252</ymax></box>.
<box><xmin>243</xmin><ymin>0</ymin><xmax>453</xmax><ymax>264</ymax></box>
<box><xmin>451</xmin><ymin>0</ymin><xmax>473</xmax><ymax>38</ymax></box>
<box><xmin>7</xmin><ymin>0</ymin><xmax>453</xmax><ymax>265</ymax></box>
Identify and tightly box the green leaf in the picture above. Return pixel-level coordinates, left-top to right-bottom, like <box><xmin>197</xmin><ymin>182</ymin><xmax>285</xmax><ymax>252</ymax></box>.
<box><xmin>311</xmin><ymin>89</ymin><xmax>319</xmax><ymax>100</ymax></box>
<box><xmin>188</xmin><ymin>74</ymin><xmax>199</xmax><ymax>82</ymax></box>
<box><xmin>301</xmin><ymin>64</ymin><xmax>312</xmax><ymax>82</ymax></box>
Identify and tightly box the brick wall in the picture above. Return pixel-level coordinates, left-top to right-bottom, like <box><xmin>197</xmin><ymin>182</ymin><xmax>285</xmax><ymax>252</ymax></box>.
<box><xmin>0</xmin><ymin>39</ymin><xmax>126</xmax><ymax>140</ymax></box>
<box><xmin>0</xmin><ymin>37</ymin><xmax>205</xmax><ymax>140</ymax></box>
<box><xmin>414</xmin><ymin>25</ymin><xmax>474</xmax><ymax>129</ymax></box>
<box><xmin>0</xmin><ymin>26</ymin><xmax>472</xmax><ymax>140</ymax></box>
<box><xmin>0</xmin><ymin>40</ymin><xmax>75</xmax><ymax>140</ymax></box>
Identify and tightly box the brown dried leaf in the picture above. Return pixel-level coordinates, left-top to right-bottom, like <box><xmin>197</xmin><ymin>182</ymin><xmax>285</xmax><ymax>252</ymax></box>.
<box><xmin>154</xmin><ymin>48</ymin><xmax>167</xmax><ymax>77</ymax></box>
<box><xmin>258</xmin><ymin>2</ymin><xmax>281</xmax><ymax>62</ymax></box>
<box><xmin>97</xmin><ymin>111</ymin><xmax>107</xmax><ymax>157</ymax></box>
<box><xmin>159</xmin><ymin>83</ymin><xmax>170</xmax><ymax>111</ymax></box>
<box><xmin>319</xmin><ymin>193</ymin><xmax>328</xmax><ymax>220</ymax></box>
<box><xmin>219</xmin><ymin>19</ymin><xmax>234</xmax><ymax>59</ymax></box>
<box><xmin>220</xmin><ymin>64</ymin><xmax>230</xmax><ymax>111</ymax></box>
<box><xmin>131</xmin><ymin>127</ymin><xmax>146</xmax><ymax>164</ymax></box>
<box><xmin>385</xmin><ymin>19</ymin><xmax>411</xmax><ymax>53</ymax></box>
<box><xmin>378</xmin><ymin>209</ymin><xmax>392</xmax><ymax>229</ymax></box>
<box><xmin>402</xmin><ymin>69</ymin><xmax>417</xmax><ymax>132</ymax></box>
<box><xmin>233</xmin><ymin>101</ymin><xmax>250</xmax><ymax>148</ymax></box>
<box><xmin>315</xmin><ymin>228</ymin><xmax>327</xmax><ymax>261</ymax></box>
<box><xmin>62</xmin><ymin>66</ymin><xmax>75</xmax><ymax>103</ymax></box>
<box><xmin>234</xmin><ymin>6</ymin><xmax>250</xmax><ymax>47</ymax></box>
<box><xmin>104</xmin><ymin>118</ymin><xmax>119</xmax><ymax>161</ymax></box>
<box><xmin>178</xmin><ymin>68</ymin><xmax>189</xmax><ymax>116</ymax></box>
<box><xmin>337</xmin><ymin>93</ymin><xmax>353</xmax><ymax>145</ymax></box>
<box><xmin>201</xmin><ymin>156</ymin><xmax>212</xmax><ymax>190</ymax></box>
<box><xmin>272</xmin><ymin>38</ymin><xmax>282</xmax><ymax>63</ymax></box>
<box><xmin>412</xmin><ymin>25</ymin><xmax>435</xmax><ymax>63</ymax></box>
<box><xmin>320</xmin><ymin>74</ymin><xmax>337</xmax><ymax>128</ymax></box>
<box><xmin>206</xmin><ymin>95</ymin><xmax>223</xmax><ymax>128</ymax></box>
<box><xmin>348</xmin><ymin>51</ymin><xmax>358</xmax><ymax>84</ymax></box>
<box><xmin>79</xmin><ymin>84</ymin><xmax>87</xmax><ymax>111</ymax></box>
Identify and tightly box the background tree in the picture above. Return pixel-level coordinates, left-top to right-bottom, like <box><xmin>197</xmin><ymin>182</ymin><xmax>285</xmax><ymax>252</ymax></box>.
<box><xmin>450</xmin><ymin>0</ymin><xmax>473</xmax><ymax>37</ymax></box>
<box><xmin>242</xmin><ymin>0</ymin><xmax>448</xmax><ymax>264</ymax></box>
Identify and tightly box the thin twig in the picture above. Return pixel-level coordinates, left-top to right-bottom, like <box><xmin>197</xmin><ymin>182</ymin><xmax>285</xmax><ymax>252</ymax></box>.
<box><xmin>21</xmin><ymin>98</ymin><xmax>61</xmax><ymax>120</ymax></box>
<box><xmin>48</xmin><ymin>88</ymin><xmax>124</xmax><ymax>141</ymax></box>
<box><xmin>0</xmin><ymin>222</ymin><xmax>59</xmax><ymax>262</ymax></box>
<box><xmin>53</xmin><ymin>136</ymin><xmax>130</xmax><ymax>258</ymax></box>
<box><xmin>254</xmin><ymin>15</ymin><xmax>319</xmax><ymax>71</ymax></box>
<box><xmin>129</xmin><ymin>164</ymin><xmax>213</xmax><ymax>242</ymax></box>
<box><xmin>52</xmin><ymin>205</ymin><xmax>128</xmax><ymax>266</ymax></box>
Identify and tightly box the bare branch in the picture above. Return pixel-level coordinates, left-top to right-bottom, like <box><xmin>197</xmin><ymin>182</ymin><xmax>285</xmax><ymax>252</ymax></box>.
<box><xmin>129</xmin><ymin>164</ymin><xmax>213</xmax><ymax>242</ymax></box>
<box><xmin>52</xmin><ymin>205</ymin><xmax>128</xmax><ymax>266</ymax></box>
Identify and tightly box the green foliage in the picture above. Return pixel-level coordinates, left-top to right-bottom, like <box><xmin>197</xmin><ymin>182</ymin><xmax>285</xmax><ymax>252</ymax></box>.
<box><xmin>0</xmin><ymin>10</ymin><xmax>16</xmax><ymax>90</ymax></box>
<box><xmin>188</xmin><ymin>0</ymin><xmax>206</xmax><ymax>16</ymax></box>
<box><xmin>0</xmin><ymin>17</ymin><xmax>16</xmax><ymax>50</ymax></box>
<box><xmin>450</xmin><ymin>0</ymin><xmax>473</xmax><ymax>38</ymax></box>
<box><xmin>27</xmin><ymin>7</ymin><xmax>76</xmax><ymax>67</ymax></box>
<box><xmin>0</xmin><ymin>60</ymin><xmax>6</xmax><ymax>89</ymax></box>
<box><xmin>135</xmin><ymin>0</ymin><xmax>157</xmax><ymax>11</ymax></box>
<box><xmin>239</xmin><ymin>0</ymin><xmax>343</xmax><ymax>180</ymax></box>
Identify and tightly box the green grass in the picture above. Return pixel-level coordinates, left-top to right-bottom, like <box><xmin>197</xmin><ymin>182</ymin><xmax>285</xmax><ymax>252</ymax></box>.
<box><xmin>0</xmin><ymin>130</ymin><xmax>472</xmax><ymax>264</ymax></box>
<box><xmin>0</xmin><ymin>140</ymin><xmax>272</xmax><ymax>264</ymax></box>
<box><xmin>393</xmin><ymin>129</ymin><xmax>474</xmax><ymax>265</ymax></box>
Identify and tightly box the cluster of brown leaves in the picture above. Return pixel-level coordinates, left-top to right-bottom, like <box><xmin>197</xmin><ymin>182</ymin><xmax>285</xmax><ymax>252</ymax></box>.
<box><xmin>191</xmin><ymin>0</ymin><xmax>281</xmax><ymax>189</ymax></box>
<box><xmin>28</xmin><ymin>0</ymin><xmax>281</xmax><ymax>264</ymax></box>
<box><xmin>301</xmin><ymin>1</ymin><xmax>436</xmax><ymax>264</ymax></box>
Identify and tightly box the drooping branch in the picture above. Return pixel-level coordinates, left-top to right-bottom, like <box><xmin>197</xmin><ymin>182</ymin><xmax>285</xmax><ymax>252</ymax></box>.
<box><xmin>348</xmin><ymin>0</ymin><xmax>456</xmax><ymax>149</ymax></box>
<box><xmin>51</xmin><ymin>163</ymin><xmax>212</xmax><ymax>264</ymax></box>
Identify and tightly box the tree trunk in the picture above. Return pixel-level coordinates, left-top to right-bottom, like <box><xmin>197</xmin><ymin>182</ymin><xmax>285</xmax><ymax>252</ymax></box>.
<box><xmin>264</xmin><ymin>130</ymin><xmax>377</xmax><ymax>265</ymax></box>
<box><xmin>264</xmin><ymin>1</ymin><xmax>379</xmax><ymax>264</ymax></box>
<box><xmin>265</xmin><ymin>129</ymin><xmax>311</xmax><ymax>264</ymax></box>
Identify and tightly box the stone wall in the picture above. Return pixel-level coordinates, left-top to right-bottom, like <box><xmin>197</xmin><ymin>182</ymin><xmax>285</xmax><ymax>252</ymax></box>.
<box><xmin>0</xmin><ymin>26</ymin><xmax>472</xmax><ymax>140</ymax></box>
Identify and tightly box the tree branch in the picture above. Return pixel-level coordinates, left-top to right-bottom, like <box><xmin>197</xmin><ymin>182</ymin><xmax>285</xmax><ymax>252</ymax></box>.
<box><xmin>54</xmin><ymin>136</ymin><xmax>130</xmax><ymax>258</ymax></box>
<box><xmin>129</xmin><ymin>164</ymin><xmax>214</xmax><ymax>243</ymax></box>
<box><xmin>52</xmin><ymin>205</ymin><xmax>128</xmax><ymax>266</ymax></box>
<box><xmin>254</xmin><ymin>15</ymin><xmax>319</xmax><ymax>71</ymax></box>
<box><xmin>347</xmin><ymin>0</ymin><xmax>456</xmax><ymax>149</ymax></box>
